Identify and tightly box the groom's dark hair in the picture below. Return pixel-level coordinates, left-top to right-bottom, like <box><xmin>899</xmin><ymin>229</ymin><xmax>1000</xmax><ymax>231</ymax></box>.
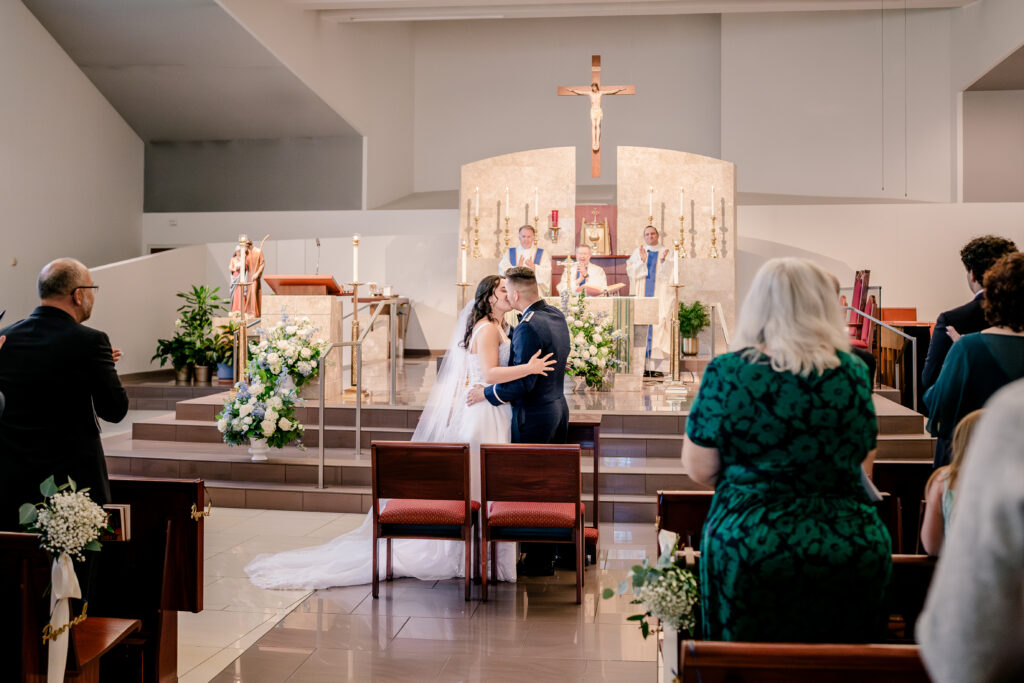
<box><xmin>504</xmin><ymin>266</ymin><xmax>538</xmax><ymax>294</ymax></box>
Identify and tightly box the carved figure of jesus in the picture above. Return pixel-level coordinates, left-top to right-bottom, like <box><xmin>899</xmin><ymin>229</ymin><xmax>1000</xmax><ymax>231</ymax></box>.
<box><xmin>565</xmin><ymin>82</ymin><xmax>627</xmax><ymax>152</ymax></box>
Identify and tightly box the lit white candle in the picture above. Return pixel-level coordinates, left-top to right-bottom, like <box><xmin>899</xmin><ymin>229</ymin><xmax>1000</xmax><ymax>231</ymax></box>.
<box><xmin>461</xmin><ymin>240</ymin><xmax>467</xmax><ymax>282</ymax></box>
<box><xmin>711</xmin><ymin>185</ymin><xmax>715</xmax><ymax>216</ymax></box>
<box><xmin>505</xmin><ymin>186</ymin><xmax>510</xmax><ymax>219</ymax></box>
<box><xmin>533</xmin><ymin>187</ymin><xmax>538</xmax><ymax>217</ymax></box>
<box><xmin>474</xmin><ymin>186</ymin><xmax>479</xmax><ymax>218</ymax></box>
<box><xmin>679</xmin><ymin>187</ymin><xmax>684</xmax><ymax>217</ymax></box>
<box><xmin>352</xmin><ymin>234</ymin><xmax>360</xmax><ymax>282</ymax></box>
<box><xmin>649</xmin><ymin>186</ymin><xmax>654</xmax><ymax>217</ymax></box>
<box><xmin>673</xmin><ymin>241</ymin><xmax>679</xmax><ymax>285</ymax></box>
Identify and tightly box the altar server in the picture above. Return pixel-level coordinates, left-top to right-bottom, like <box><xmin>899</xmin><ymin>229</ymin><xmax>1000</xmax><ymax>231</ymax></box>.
<box><xmin>557</xmin><ymin>244</ymin><xmax>608</xmax><ymax>297</ymax></box>
<box><xmin>499</xmin><ymin>225</ymin><xmax>552</xmax><ymax>296</ymax></box>
<box><xmin>626</xmin><ymin>225</ymin><xmax>674</xmax><ymax>376</ymax></box>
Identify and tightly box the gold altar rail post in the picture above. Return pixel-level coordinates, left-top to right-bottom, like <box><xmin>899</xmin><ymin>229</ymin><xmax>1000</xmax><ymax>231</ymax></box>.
<box><xmin>318</xmin><ymin>298</ymin><xmax>400</xmax><ymax>489</ymax></box>
<box><xmin>843</xmin><ymin>305</ymin><xmax>918</xmax><ymax>409</ymax></box>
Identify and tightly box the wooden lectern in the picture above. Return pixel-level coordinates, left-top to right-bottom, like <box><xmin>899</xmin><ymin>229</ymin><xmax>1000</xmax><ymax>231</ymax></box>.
<box><xmin>264</xmin><ymin>274</ymin><xmax>343</xmax><ymax>296</ymax></box>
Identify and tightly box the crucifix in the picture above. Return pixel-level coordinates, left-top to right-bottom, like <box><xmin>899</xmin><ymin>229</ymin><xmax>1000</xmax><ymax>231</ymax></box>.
<box><xmin>558</xmin><ymin>55</ymin><xmax>636</xmax><ymax>177</ymax></box>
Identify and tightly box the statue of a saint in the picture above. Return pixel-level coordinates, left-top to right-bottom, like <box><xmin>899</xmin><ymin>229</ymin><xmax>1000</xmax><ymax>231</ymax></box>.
<box><xmin>230</xmin><ymin>234</ymin><xmax>266</xmax><ymax>318</ymax></box>
<box><xmin>564</xmin><ymin>82</ymin><xmax>627</xmax><ymax>152</ymax></box>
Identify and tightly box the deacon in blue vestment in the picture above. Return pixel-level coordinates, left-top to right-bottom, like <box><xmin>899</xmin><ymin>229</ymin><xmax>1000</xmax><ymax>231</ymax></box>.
<box><xmin>498</xmin><ymin>225</ymin><xmax>553</xmax><ymax>296</ymax></box>
<box><xmin>626</xmin><ymin>225</ymin><xmax>673</xmax><ymax>376</ymax></box>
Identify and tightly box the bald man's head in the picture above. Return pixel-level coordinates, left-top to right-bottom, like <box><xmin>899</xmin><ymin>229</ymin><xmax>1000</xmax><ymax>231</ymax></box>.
<box><xmin>38</xmin><ymin>259</ymin><xmax>88</xmax><ymax>300</ymax></box>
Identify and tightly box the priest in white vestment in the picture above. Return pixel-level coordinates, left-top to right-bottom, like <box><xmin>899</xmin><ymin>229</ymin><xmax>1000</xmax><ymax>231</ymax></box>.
<box><xmin>626</xmin><ymin>225</ymin><xmax>673</xmax><ymax>376</ymax></box>
<box><xmin>498</xmin><ymin>225</ymin><xmax>552</xmax><ymax>296</ymax></box>
<box><xmin>557</xmin><ymin>244</ymin><xmax>608</xmax><ymax>297</ymax></box>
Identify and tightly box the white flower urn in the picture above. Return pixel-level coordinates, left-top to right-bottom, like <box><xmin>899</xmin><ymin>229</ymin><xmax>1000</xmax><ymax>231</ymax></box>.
<box><xmin>248</xmin><ymin>437</ymin><xmax>270</xmax><ymax>461</ymax></box>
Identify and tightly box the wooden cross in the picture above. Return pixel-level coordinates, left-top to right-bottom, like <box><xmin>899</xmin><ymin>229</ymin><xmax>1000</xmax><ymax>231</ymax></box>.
<box><xmin>558</xmin><ymin>55</ymin><xmax>636</xmax><ymax>177</ymax></box>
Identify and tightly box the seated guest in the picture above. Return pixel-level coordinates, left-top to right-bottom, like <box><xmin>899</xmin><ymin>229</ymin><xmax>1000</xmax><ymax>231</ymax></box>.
<box><xmin>0</xmin><ymin>258</ymin><xmax>128</xmax><ymax>530</ymax></box>
<box><xmin>557</xmin><ymin>244</ymin><xmax>608</xmax><ymax>297</ymax></box>
<box><xmin>498</xmin><ymin>224</ymin><xmax>552</xmax><ymax>296</ymax></box>
<box><xmin>918</xmin><ymin>380</ymin><xmax>1024</xmax><ymax>683</ymax></box>
<box><xmin>922</xmin><ymin>235</ymin><xmax>1017</xmax><ymax>393</ymax></box>
<box><xmin>923</xmin><ymin>252</ymin><xmax>1024</xmax><ymax>468</ymax></box>
<box><xmin>920</xmin><ymin>409</ymin><xmax>983</xmax><ymax>556</ymax></box>
<box><xmin>626</xmin><ymin>225</ymin><xmax>673</xmax><ymax>377</ymax></box>
<box><xmin>683</xmin><ymin>257</ymin><xmax>890</xmax><ymax>642</ymax></box>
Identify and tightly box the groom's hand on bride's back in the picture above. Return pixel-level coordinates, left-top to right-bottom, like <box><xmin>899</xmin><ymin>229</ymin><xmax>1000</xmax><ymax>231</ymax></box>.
<box><xmin>466</xmin><ymin>384</ymin><xmax>486</xmax><ymax>406</ymax></box>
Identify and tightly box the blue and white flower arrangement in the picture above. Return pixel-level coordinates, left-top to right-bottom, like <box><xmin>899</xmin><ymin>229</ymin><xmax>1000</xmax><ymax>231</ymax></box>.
<box><xmin>560</xmin><ymin>291</ymin><xmax>627</xmax><ymax>389</ymax></box>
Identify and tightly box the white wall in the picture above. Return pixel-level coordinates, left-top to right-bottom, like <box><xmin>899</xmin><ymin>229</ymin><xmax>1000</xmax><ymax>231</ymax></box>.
<box><xmin>0</xmin><ymin>1</ymin><xmax>142</xmax><ymax>321</ymax></box>
<box><xmin>143</xmin><ymin>210</ymin><xmax>459</xmax><ymax>350</ymax></box>
<box><xmin>722</xmin><ymin>9</ymin><xmax>954</xmax><ymax>202</ymax></box>
<box><xmin>951</xmin><ymin>0</ymin><xmax>1024</xmax><ymax>91</ymax></box>
<box><xmin>963</xmin><ymin>91</ymin><xmax>1024</xmax><ymax>202</ymax></box>
<box><xmin>411</xmin><ymin>14</ymin><xmax>721</xmax><ymax>192</ymax></box>
<box><xmin>737</xmin><ymin>202</ymin><xmax>1024</xmax><ymax>322</ymax></box>
<box><xmin>215</xmin><ymin>0</ymin><xmax>414</xmax><ymax>209</ymax></box>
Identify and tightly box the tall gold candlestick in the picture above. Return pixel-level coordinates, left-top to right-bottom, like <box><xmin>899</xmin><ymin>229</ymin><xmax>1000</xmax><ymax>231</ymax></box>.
<box><xmin>504</xmin><ymin>216</ymin><xmax>511</xmax><ymax>249</ymax></box>
<box><xmin>709</xmin><ymin>216</ymin><xmax>719</xmax><ymax>259</ymax></box>
<box><xmin>346</xmin><ymin>282</ymin><xmax>363</xmax><ymax>392</ymax></box>
<box><xmin>472</xmin><ymin>216</ymin><xmax>482</xmax><ymax>257</ymax></box>
<box><xmin>678</xmin><ymin>216</ymin><xmax>687</xmax><ymax>259</ymax></box>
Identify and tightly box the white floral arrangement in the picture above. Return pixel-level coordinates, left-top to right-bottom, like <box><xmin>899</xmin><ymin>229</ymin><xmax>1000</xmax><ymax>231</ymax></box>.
<box><xmin>561</xmin><ymin>291</ymin><xmax>627</xmax><ymax>389</ymax></box>
<box><xmin>603</xmin><ymin>532</ymin><xmax>700</xmax><ymax>638</ymax></box>
<box><xmin>217</xmin><ymin>316</ymin><xmax>325</xmax><ymax>449</ymax></box>
<box><xmin>19</xmin><ymin>477</ymin><xmax>109</xmax><ymax>562</ymax></box>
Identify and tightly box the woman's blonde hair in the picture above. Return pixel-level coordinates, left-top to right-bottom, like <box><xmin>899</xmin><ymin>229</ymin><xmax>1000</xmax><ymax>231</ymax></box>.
<box><xmin>926</xmin><ymin>409</ymin><xmax>984</xmax><ymax>495</ymax></box>
<box><xmin>733</xmin><ymin>258</ymin><xmax>851</xmax><ymax>376</ymax></box>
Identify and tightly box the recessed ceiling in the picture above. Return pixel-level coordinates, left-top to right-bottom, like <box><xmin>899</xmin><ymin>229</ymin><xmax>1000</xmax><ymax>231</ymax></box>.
<box><xmin>23</xmin><ymin>0</ymin><xmax>360</xmax><ymax>141</ymax></box>
<box><xmin>968</xmin><ymin>43</ymin><xmax>1024</xmax><ymax>91</ymax></box>
<box><xmin>290</xmin><ymin>0</ymin><xmax>971</xmax><ymax>23</ymax></box>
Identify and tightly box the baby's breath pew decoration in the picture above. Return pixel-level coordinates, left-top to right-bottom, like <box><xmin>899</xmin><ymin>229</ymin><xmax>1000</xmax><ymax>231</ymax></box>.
<box><xmin>603</xmin><ymin>532</ymin><xmax>699</xmax><ymax>638</ymax></box>
<box><xmin>19</xmin><ymin>476</ymin><xmax>109</xmax><ymax>562</ymax></box>
<box><xmin>560</xmin><ymin>291</ymin><xmax>627</xmax><ymax>389</ymax></box>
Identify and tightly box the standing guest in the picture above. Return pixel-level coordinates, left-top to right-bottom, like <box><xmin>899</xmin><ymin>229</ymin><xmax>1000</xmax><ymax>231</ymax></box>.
<box><xmin>626</xmin><ymin>225</ymin><xmax>673</xmax><ymax>377</ymax></box>
<box><xmin>557</xmin><ymin>243</ymin><xmax>608</xmax><ymax>297</ymax></box>
<box><xmin>0</xmin><ymin>258</ymin><xmax>128</xmax><ymax>529</ymax></box>
<box><xmin>918</xmin><ymin>380</ymin><xmax>1024</xmax><ymax>683</ymax></box>
<box><xmin>498</xmin><ymin>225</ymin><xmax>553</xmax><ymax>296</ymax></box>
<box><xmin>922</xmin><ymin>235</ymin><xmax>1017</xmax><ymax>392</ymax></box>
<box><xmin>683</xmin><ymin>257</ymin><xmax>890</xmax><ymax>642</ymax></box>
<box><xmin>920</xmin><ymin>409</ymin><xmax>983</xmax><ymax>556</ymax></box>
<box><xmin>923</xmin><ymin>252</ymin><xmax>1024</xmax><ymax>468</ymax></box>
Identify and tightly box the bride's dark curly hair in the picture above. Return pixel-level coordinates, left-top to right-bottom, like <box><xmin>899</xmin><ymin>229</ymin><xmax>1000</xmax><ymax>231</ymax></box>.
<box><xmin>462</xmin><ymin>275</ymin><xmax>502</xmax><ymax>350</ymax></box>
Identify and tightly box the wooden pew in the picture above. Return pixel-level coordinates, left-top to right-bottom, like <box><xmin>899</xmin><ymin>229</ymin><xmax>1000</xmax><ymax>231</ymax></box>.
<box><xmin>657</xmin><ymin>490</ymin><xmax>713</xmax><ymax>549</ymax></box>
<box><xmin>0</xmin><ymin>531</ymin><xmax>142</xmax><ymax>682</ymax></box>
<box><xmin>885</xmin><ymin>554</ymin><xmax>937</xmax><ymax>643</ymax></box>
<box><xmin>89</xmin><ymin>477</ymin><xmax>205</xmax><ymax>683</ymax></box>
<box><xmin>568</xmin><ymin>415</ymin><xmax>601</xmax><ymax>562</ymax></box>
<box><xmin>677</xmin><ymin>640</ymin><xmax>929</xmax><ymax>683</ymax></box>
<box><xmin>874</xmin><ymin>461</ymin><xmax>933</xmax><ymax>553</ymax></box>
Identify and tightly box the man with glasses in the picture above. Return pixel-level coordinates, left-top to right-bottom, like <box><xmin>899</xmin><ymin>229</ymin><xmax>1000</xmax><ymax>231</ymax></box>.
<box><xmin>0</xmin><ymin>258</ymin><xmax>127</xmax><ymax>539</ymax></box>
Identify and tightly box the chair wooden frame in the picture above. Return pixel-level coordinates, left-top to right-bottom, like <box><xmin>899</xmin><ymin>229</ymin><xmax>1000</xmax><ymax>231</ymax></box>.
<box><xmin>371</xmin><ymin>441</ymin><xmax>476</xmax><ymax>601</ymax></box>
<box><xmin>568</xmin><ymin>416</ymin><xmax>601</xmax><ymax>562</ymax></box>
<box><xmin>480</xmin><ymin>443</ymin><xmax>583</xmax><ymax>603</ymax></box>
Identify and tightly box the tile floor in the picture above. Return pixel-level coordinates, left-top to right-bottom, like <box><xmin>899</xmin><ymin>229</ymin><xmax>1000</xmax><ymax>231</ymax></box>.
<box><xmin>179</xmin><ymin>507</ymin><xmax>661</xmax><ymax>682</ymax></box>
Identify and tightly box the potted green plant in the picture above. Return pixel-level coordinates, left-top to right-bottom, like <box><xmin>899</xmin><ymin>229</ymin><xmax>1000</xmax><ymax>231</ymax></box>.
<box><xmin>177</xmin><ymin>285</ymin><xmax>225</xmax><ymax>384</ymax></box>
<box><xmin>678</xmin><ymin>300</ymin><xmax>710</xmax><ymax>357</ymax></box>
<box><xmin>152</xmin><ymin>330</ymin><xmax>193</xmax><ymax>382</ymax></box>
<box><xmin>215</xmin><ymin>322</ymin><xmax>239</xmax><ymax>383</ymax></box>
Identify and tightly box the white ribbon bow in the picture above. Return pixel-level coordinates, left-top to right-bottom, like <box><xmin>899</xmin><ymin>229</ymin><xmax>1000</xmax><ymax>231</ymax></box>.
<box><xmin>47</xmin><ymin>552</ymin><xmax>81</xmax><ymax>683</ymax></box>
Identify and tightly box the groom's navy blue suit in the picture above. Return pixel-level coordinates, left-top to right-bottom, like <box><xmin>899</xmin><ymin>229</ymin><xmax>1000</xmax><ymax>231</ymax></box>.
<box><xmin>483</xmin><ymin>300</ymin><xmax>571</xmax><ymax>444</ymax></box>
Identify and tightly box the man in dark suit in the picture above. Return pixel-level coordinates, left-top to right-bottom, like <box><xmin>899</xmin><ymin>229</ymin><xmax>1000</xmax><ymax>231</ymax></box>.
<box><xmin>921</xmin><ymin>236</ymin><xmax>1016</xmax><ymax>467</ymax></box>
<box><xmin>0</xmin><ymin>258</ymin><xmax>128</xmax><ymax>530</ymax></box>
<box><xmin>922</xmin><ymin>236</ymin><xmax>1018</xmax><ymax>393</ymax></box>
<box><xmin>468</xmin><ymin>266</ymin><xmax>572</xmax><ymax>574</ymax></box>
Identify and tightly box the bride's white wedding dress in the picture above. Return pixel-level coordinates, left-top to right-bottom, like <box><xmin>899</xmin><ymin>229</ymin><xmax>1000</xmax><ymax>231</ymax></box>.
<box><xmin>245</xmin><ymin>320</ymin><xmax>517</xmax><ymax>589</ymax></box>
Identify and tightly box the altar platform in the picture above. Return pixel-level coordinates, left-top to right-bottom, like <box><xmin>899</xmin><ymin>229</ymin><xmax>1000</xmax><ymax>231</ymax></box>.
<box><xmin>112</xmin><ymin>359</ymin><xmax>935</xmax><ymax>524</ymax></box>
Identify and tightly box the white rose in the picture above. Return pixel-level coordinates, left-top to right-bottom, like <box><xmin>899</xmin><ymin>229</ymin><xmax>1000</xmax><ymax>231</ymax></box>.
<box><xmin>574</xmin><ymin>334</ymin><xmax>585</xmax><ymax>344</ymax></box>
<box><xmin>261</xmin><ymin>419</ymin><xmax>276</xmax><ymax>435</ymax></box>
<box><xmin>589</xmin><ymin>345</ymin><xmax>598</xmax><ymax>355</ymax></box>
<box><xmin>267</xmin><ymin>352</ymin><xmax>280</xmax><ymax>365</ymax></box>
<box><xmin>243</xmin><ymin>416</ymin><xmax>252</xmax><ymax>425</ymax></box>
<box><xmin>278</xmin><ymin>417</ymin><xmax>293</xmax><ymax>431</ymax></box>
<box><xmin>582</xmin><ymin>351</ymin><xmax>591</xmax><ymax>360</ymax></box>
<box><xmin>217</xmin><ymin>418</ymin><xmax>228</xmax><ymax>432</ymax></box>
<box><xmin>593</xmin><ymin>333</ymin><xmax>603</xmax><ymax>343</ymax></box>
<box><xmin>265</xmin><ymin>408</ymin><xmax>279</xmax><ymax>424</ymax></box>
<box><xmin>249</xmin><ymin>381</ymin><xmax>265</xmax><ymax>396</ymax></box>
<box><xmin>174</xmin><ymin>318</ymin><xmax>183</xmax><ymax>328</ymax></box>
<box><xmin>258</xmin><ymin>340</ymin><xmax>269</xmax><ymax>350</ymax></box>
<box><xmin>300</xmin><ymin>347</ymin><xmax>312</xmax><ymax>359</ymax></box>
<box><xmin>285</xmin><ymin>325</ymin><xmax>298</xmax><ymax>335</ymax></box>
<box><xmin>598</xmin><ymin>358</ymin><xmax>606</xmax><ymax>368</ymax></box>
<box><xmin>239</xmin><ymin>404</ymin><xmax>253</xmax><ymax>418</ymax></box>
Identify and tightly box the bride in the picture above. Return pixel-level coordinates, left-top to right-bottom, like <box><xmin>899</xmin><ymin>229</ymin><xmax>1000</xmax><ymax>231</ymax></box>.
<box><xmin>245</xmin><ymin>275</ymin><xmax>554</xmax><ymax>589</ymax></box>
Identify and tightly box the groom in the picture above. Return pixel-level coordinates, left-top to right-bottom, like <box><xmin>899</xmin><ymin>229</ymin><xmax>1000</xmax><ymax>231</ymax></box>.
<box><xmin>468</xmin><ymin>266</ymin><xmax>571</xmax><ymax>575</ymax></box>
<box><xmin>468</xmin><ymin>266</ymin><xmax>571</xmax><ymax>442</ymax></box>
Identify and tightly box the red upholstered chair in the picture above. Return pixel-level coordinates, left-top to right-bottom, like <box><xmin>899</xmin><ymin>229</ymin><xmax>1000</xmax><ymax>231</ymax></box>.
<box><xmin>657</xmin><ymin>490</ymin><xmax>714</xmax><ymax>549</ymax></box>
<box><xmin>847</xmin><ymin>270</ymin><xmax>871</xmax><ymax>336</ymax></box>
<box><xmin>371</xmin><ymin>441</ymin><xmax>477</xmax><ymax>601</ymax></box>
<box><xmin>480</xmin><ymin>443</ymin><xmax>583</xmax><ymax>603</ymax></box>
<box><xmin>851</xmin><ymin>295</ymin><xmax>877</xmax><ymax>350</ymax></box>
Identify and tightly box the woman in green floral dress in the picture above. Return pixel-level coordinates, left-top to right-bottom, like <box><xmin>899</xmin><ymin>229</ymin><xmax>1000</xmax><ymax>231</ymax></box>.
<box><xmin>683</xmin><ymin>258</ymin><xmax>891</xmax><ymax>642</ymax></box>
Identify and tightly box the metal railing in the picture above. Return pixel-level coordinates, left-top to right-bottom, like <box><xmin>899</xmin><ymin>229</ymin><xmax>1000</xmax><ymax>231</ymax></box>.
<box><xmin>316</xmin><ymin>298</ymin><xmax>399</xmax><ymax>489</ymax></box>
<box><xmin>843</xmin><ymin>305</ymin><xmax>918</xmax><ymax>409</ymax></box>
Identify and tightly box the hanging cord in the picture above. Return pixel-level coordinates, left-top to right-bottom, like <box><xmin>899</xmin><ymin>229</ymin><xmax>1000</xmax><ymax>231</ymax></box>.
<box><xmin>904</xmin><ymin>0</ymin><xmax>909</xmax><ymax>198</ymax></box>
<box><xmin>880</xmin><ymin>0</ymin><xmax>885</xmax><ymax>192</ymax></box>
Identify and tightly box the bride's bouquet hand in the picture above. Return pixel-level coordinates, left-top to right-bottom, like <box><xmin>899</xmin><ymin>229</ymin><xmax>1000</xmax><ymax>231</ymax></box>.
<box><xmin>527</xmin><ymin>350</ymin><xmax>557</xmax><ymax>376</ymax></box>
